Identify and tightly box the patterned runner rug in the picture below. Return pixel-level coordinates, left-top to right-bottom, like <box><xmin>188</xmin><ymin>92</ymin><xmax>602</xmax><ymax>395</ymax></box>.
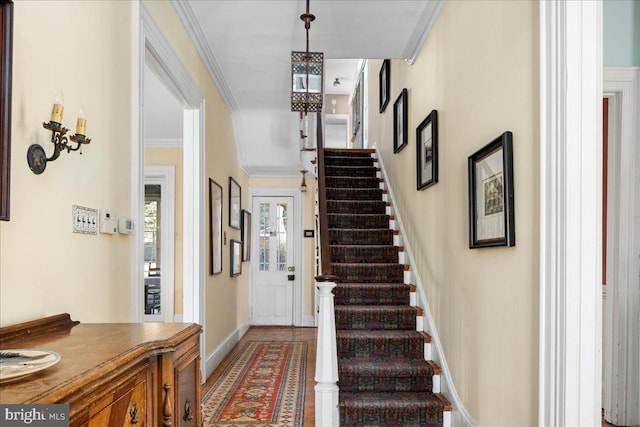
<box><xmin>202</xmin><ymin>341</ymin><xmax>307</xmax><ymax>427</ymax></box>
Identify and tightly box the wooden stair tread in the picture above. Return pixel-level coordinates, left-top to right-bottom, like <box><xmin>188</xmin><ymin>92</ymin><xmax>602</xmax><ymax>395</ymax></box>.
<box><xmin>427</xmin><ymin>360</ymin><xmax>441</xmax><ymax>374</ymax></box>
<box><xmin>325</xmin><ymin>148</ymin><xmax>375</xmax><ymax>153</ymax></box>
<box><xmin>436</xmin><ymin>392</ymin><xmax>453</xmax><ymax>411</ymax></box>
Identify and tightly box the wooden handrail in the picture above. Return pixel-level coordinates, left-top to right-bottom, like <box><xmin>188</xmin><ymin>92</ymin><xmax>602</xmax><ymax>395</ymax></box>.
<box><xmin>314</xmin><ymin>111</ymin><xmax>338</xmax><ymax>282</ymax></box>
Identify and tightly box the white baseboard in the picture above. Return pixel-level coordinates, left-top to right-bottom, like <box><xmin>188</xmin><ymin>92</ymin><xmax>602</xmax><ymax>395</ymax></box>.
<box><xmin>302</xmin><ymin>315</ymin><xmax>316</xmax><ymax>327</ymax></box>
<box><xmin>204</xmin><ymin>319</ymin><xmax>250</xmax><ymax>381</ymax></box>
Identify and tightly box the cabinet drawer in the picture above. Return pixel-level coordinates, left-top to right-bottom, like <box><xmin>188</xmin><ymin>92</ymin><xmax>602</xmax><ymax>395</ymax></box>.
<box><xmin>79</xmin><ymin>373</ymin><xmax>148</xmax><ymax>427</ymax></box>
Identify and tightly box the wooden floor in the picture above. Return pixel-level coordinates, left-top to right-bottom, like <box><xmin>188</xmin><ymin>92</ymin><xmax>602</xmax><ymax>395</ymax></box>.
<box><xmin>202</xmin><ymin>326</ymin><xmax>317</xmax><ymax>426</ymax></box>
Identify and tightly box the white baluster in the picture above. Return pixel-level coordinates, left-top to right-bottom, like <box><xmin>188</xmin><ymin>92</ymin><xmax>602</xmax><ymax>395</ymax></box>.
<box><xmin>315</xmin><ymin>280</ymin><xmax>339</xmax><ymax>426</ymax></box>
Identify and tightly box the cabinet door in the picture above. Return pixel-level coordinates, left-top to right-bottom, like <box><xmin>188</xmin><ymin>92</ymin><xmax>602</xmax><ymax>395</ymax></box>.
<box><xmin>175</xmin><ymin>352</ymin><xmax>201</xmax><ymax>427</ymax></box>
<box><xmin>81</xmin><ymin>376</ymin><xmax>148</xmax><ymax>427</ymax></box>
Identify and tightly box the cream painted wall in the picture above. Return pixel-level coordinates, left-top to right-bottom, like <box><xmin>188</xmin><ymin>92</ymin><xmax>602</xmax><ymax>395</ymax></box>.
<box><xmin>248</xmin><ymin>176</ymin><xmax>317</xmax><ymax>320</ymax></box>
<box><xmin>144</xmin><ymin>147</ymin><xmax>184</xmax><ymax>315</ymax></box>
<box><xmin>0</xmin><ymin>1</ymin><xmax>133</xmax><ymax>326</ymax></box>
<box><xmin>325</xmin><ymin>94</ymin><xmax>349</xmax><ymax>115</ymax></box>
<box><xmin>142</xmin><ymin>2</ymin><xmax>249</xmax><ymax>358</ymax></box>
<box><xmin>367</xmin><ymin>1</ymin><xmax>539</xmax><ymax>425</ymax></box>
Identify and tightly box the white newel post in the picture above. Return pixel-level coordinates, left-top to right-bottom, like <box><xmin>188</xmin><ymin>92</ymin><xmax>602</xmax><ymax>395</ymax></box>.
<box><xmin>315</xmin><ymin>280</ymin><xmax>339</xmax><ymax>426</ymax></box>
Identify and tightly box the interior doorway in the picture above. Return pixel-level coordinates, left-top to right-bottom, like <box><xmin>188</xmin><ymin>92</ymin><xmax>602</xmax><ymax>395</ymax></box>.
<box><xmin>143</xmin><ymin>166</ymin><xmax>175</xmax><ymax>323</ymax></box>
<box><xmin>324</xmin><ymin>115</ymin><xmax>349</xmax><ymax>149</ymax></box>
<box><xmin>602</xmin><ymin>68</ymin><xmax>640</xmax><ymax>426</ymax></box>
<box><xmin>135</xmin><ymin>4</ymin><xmax>207</xmax><ymax>377</ymax></box>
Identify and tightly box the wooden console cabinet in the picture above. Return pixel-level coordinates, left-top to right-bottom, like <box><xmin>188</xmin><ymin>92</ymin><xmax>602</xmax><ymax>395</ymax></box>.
<box><xmin>0</xmin><ymin>314</ymin><xmax>202</xmax><ymax>427</ymax></box>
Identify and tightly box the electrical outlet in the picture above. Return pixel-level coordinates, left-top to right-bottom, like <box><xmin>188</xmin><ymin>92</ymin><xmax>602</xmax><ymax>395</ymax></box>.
<box><xmin>72</xmin><ymin>205</ymin><xmax>98</xmax><ymax>234</ymax></box>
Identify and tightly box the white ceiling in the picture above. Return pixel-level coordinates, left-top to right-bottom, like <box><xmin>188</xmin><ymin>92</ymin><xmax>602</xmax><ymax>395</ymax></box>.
<box><xmin>145</xmin><ymin>0</ymin><xmax>444</xmax><ymax>176</ymax></box>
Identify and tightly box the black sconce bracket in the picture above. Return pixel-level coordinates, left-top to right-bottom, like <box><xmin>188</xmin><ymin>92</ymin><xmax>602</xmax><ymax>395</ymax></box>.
<box><xmin>27</xmin><ymin>121</ymin><xmax>91</xmax><ymax>174</ymax></box>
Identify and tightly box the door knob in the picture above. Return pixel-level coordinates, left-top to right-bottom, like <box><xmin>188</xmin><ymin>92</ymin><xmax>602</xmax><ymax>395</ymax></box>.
<box><xmin>287</xmin><ymin>266</ymin><xmax>295</xmax><ymax>272</ymax></box>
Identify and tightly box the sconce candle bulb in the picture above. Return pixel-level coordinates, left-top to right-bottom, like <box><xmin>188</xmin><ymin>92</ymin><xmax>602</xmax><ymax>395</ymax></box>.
<box><xmin>50</xmin><ymin>90</ymin><xmax>64</xmax><ymax>124</ymax></box>
<box><xmin>75</xmin><ymin>105</ymin><xmax>87</xmax><ymax>136</ymax></box>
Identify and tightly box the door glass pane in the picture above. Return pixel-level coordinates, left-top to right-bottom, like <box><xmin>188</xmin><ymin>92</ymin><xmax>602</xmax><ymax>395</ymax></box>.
<box><xmin>144</xmin><ymin>184</ymin><xmax>161</xmax><ymax>315</ymax></box>
<box><xmin>259</xmin><ymin>203</ymin><xmax>270</xmax><ymax>271</ymax></box>
<box><xmin>276</xmin><ymin>203</ymin><xmax>287</xmax><ymax>271</ymax></box>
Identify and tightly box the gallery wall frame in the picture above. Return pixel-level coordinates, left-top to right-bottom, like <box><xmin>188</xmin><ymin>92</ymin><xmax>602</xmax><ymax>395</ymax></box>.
<box><xmin>379</xmin><ymin>59</ymin><xmax>390</xmax><ymax>113</ymax></box>
<box><xmin>416</xmin><ymin>109</ymin><xmax>438</xmax><ymax>190</ymax></box>
<box><xmin>241</xmin><ymin>209</ymin><xmax>251</xmax><ymax>261</ymax></box>
<box><xmin>467</xmin><ymin>131</ymin><xmax>515</xmax><ymax>248</ymax></box>
<box><xmin>0</xmin><ymin>0</ymin><xmax>13</xmax><ymax>221</ymax></box>
<box><xmin>209</xmin><ymin>178</ymin><xmax>223</xmax><ymax>275</ymax></box>
<box><xmin>230</xmin><ymin>239</ymin><xmax>242</xmax><ymax>277</ymax></box>
<box><xmin>393</xmin><ymin>89</ymin><xmax>408</xmax><ymax>153</ymax></box>
<box><xmin>351</xmin><ymin>71</ymin><xmax>364</xmax><ymax>147</ymax></box>
<box><xmin>229</xmin><ymin>176</ymin><xmax>241</xmax><ymax>229</ymax></box>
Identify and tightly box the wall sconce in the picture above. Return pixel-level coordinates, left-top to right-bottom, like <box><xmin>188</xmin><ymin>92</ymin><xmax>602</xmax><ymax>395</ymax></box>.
<box><xmin>300</xmin><ymin>170</ymin><xmax>308</xmax><ymax>192</ymax></box>
<box><xmin>27</xmin><ymin>90</ymin><xmax>91</xmax><ymax>175</ymax></box>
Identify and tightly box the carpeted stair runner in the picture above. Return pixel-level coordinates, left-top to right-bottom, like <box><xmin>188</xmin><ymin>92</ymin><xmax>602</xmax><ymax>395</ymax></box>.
<box><xmin>324</xmin><ymin>148</ymin><xmax>446</xmax><ymax>426</ymax></box>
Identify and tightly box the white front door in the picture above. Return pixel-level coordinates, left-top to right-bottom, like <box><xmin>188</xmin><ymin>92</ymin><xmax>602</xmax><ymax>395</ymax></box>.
<box><xmin>251</xmin><ymin>196</ymin><xmax>295</xmax><ymax>325</ymax></box>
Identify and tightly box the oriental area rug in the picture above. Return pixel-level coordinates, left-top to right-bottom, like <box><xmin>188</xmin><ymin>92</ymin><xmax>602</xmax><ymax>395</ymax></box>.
<box><xmin>202</xmin><ymin>341</ymin><xmax>307</xmax><ymax>427</ymax></box>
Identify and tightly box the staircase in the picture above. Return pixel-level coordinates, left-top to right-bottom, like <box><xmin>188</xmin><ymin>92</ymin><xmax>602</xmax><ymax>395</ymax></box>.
<box><xmin>323</xmin><ymin>148</ymin><xmax>451</xmax><ymax>426</ymax></box>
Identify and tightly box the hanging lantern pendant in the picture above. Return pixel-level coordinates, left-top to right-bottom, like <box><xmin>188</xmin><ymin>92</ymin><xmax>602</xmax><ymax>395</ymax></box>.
<box><xmin>291</xmin><ymin>0</ymin><xmax>324</xmax><ymax>113</ymax></box>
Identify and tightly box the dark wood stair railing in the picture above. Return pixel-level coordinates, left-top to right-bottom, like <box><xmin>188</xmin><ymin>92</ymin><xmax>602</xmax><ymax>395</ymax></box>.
<box><xmin>313</xmin><ymin>110</ymin><xmax>340</xmax><ymax>426</ymax></box>
<box><xmin>314</xmin><ymin>111</ymin><xmax>338</xmax><ymax>283</ymax></box>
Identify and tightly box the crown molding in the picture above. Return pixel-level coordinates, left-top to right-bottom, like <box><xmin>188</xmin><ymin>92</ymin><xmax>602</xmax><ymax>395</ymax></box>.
<box><xmin>403</xmin><ymin>0</ymin><xmax>445</xmax><ymax>64</ymax></box>
<box><xmin>170</xmin><ymin>0</ymin><xmax>250</xmax><ymax>175</ymax></box>
<box><xmin>170</xmin><ymin>0</ymin><xmax>236</xmax><ymax>112</ymax></box>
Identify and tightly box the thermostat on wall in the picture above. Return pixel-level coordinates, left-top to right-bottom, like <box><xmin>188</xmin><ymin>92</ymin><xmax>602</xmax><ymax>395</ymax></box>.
<box><xmin>118</xmin><ymin>218</ymin><xmax>134</xmax><ymax>234</ymax></box>
<box><xmin>100</xmin><ymin>209</ymin><xmax>117</xmax><ymax>234</ymax></box>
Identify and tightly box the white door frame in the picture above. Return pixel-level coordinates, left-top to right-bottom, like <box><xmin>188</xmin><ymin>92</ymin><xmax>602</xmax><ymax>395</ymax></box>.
<box><xmin>143</xmin><ymin>165</ymin><xmax>176</xmax><ymax>323</ymax></box>
<box><xmin>602</xmin><ymin>67</ymin><xmax>640</xmax><ymax>426</ymax></box>
<box><xmin>538</xmin><ymin>1</ymin><xmax>602</xmax><ymax>425</ymax></box>
<box><xmin>132</xmin><ymin>3</ymin><xmax>206</xmax><ymax>376</ymax></box>
<box><xmin>248</xmin><ymin>187</ymin><xmax>303</xmax><ymax>326</ymax></box>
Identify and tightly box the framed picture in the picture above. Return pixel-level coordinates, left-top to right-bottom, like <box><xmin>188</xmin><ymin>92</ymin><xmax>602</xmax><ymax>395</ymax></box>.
<box><xmin>351</xmin><ymin>71</ymin><xmax>364</xmax><ymax>146</ymax></box>
<box><xmin>468</xmin><ymin>131</ymin><xmax>515</xmax><ymax>249</ymax></box>
<box><xmin>0</xmin><ymin>0</ymin><xmax>13</xmax><ymax>221</ymax></box>
<box><xmin>229</xmin><ymin>176</ymin><xmax>241</xmax><ymax>229</ymax></box>
<box><xmin>379</xmin><ymin>59</ymin><xmax>390</xmax><ymax>113</ymax></box>
<box><xmin>230</xmin><ymin>239</ymin><xmax>242</xmax><ymax>277</ymax></box>
<box><xmin>209</xmin><ymin>179</ymin><xmax>223</xmax><ymax>275</ymax></box>
<box><xmin>393</xmin><ymin>89</ymin><xmax>408</xmax><ymax>153</ymax></box>
<box><xmin>241</xmin><ymin>209</ymin><xmax>251</xmax><ymax>261</ymax></box>
<box><xmin>416</xmin><ymin>110</ymin><xmax>438</xmax><ymax>190</ymax></box>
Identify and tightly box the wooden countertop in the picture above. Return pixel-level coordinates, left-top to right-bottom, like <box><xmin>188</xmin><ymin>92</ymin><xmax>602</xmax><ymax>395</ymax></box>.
<box><xmin>0</xmin><ymin>314</ymin><xmax>201</xmax><ymax>404</ymax></box>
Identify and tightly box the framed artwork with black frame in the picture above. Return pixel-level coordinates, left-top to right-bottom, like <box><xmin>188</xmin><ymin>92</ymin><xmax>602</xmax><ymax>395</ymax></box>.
<box><xmin>230</xmin><ymin>239</ymin><xmax>242</xmax><ymax>277</ymax></box>
<box><xmin>209</xmin><ymin>178</ymin><xmax>223</xmax><ymax>275</ymax></box>
<box><xmin>468</xmin><ymin>131</ymin><xmax>515</xmax><ymax>249</ymax></box>
<box><xmin>229</xmin><ymin>176</ymin><xmax>241</xmax><ymax>229</ymax></box>
<box><xmin>0</xmin><ymin>0</ymin><xmax>13</xmax><ymax>221</ymax></box>
<box><xmin>393</xmin><ymin>88</ymin><xmax>408</xmax><ymax>153</ymax></box>
<box><xmin>379</xmin><ymin>59</ymin><xmax>390</xmax><ymax>113</ymax></box>
<box><xmin>241</xmin><ymin>209</ymin><xmax>251</xmax><ymax>262</ymax></box>
<box><xmin>416</xmin><ymin>110</ymin><xmax>438</xmax><ymax>190</ymax></box>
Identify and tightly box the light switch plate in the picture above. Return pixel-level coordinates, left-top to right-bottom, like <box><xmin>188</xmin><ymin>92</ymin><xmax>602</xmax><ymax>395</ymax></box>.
<box><xmin>72</xmin><ymin>205</ymin><xmax>98</xmax><ymax>234</ymax></box>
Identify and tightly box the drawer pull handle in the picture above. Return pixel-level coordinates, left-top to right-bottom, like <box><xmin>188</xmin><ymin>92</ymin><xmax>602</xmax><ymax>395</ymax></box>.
<box><xmin>129</xmin><ymin>401</ymin><xmax>139</xmax><ymax>424</ymax></box>
<box><xmin>183</xmin><ymin>398</ymin><xmax>193</xmax><ymax>421</ymax></box>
